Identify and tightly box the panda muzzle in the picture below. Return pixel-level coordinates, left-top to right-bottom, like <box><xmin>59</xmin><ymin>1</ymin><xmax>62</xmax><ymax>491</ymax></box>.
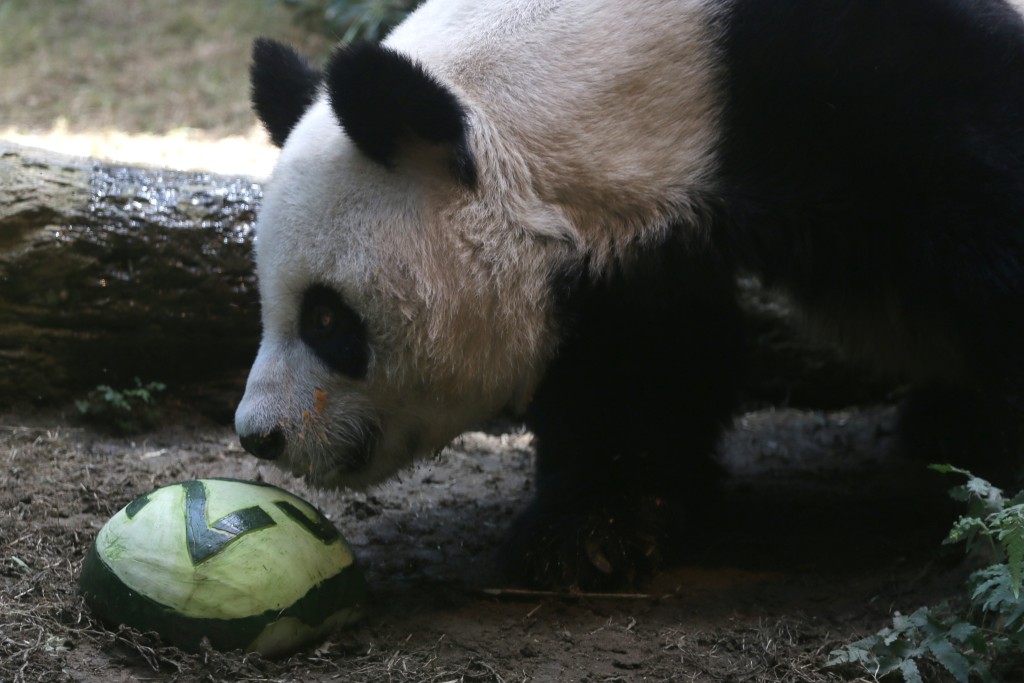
<box><xmin>239</xmin><ymin>428</ymin><xmax>286</xmax><ymax>461</ymax></box>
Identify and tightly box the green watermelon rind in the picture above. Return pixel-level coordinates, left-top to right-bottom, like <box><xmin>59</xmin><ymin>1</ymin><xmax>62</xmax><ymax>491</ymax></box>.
<box><xmin>79</xmin><ymin>539</ymin><xmax>368</xmax><ymax>656</ymax></box>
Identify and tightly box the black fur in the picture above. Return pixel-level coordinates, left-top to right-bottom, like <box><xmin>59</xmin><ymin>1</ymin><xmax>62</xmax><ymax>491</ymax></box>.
<box><xmin>713</xmin><ymin>0</ymin><xmax>1024</xmax><ymax>484</ymax></box>
<box><xmin>508</xmin><ymin>237</ymin><xmax>745</xmax><ymax>588</ymax></box>
<box><xmin>325</xmin><ymin>42</ymin><xmax>477</xmax><ymax>187</ymax></box>
<box><xmin>511</xmin><ymin>0</ymin><xmax>1024</xmax><ymax>588</ymax></box>
<box><xmin>299</xmin><ymin>285</ymin><xmax>370</xmax><ymax>380</ymax></box>
<box><xmin>250</xmin><ymin>38</ymin><xmax>322</xmax><ymax>147</ymax></box>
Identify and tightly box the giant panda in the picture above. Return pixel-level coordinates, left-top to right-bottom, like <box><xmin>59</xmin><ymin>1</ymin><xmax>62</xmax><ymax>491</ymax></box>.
<box><xmin>235</xmin><ymin>0</ymin><xmax>1024</xmax><ymax>589</ymax></box>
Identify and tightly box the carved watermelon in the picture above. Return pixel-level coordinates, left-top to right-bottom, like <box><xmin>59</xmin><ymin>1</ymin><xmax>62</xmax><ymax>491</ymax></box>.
<box><xmin>80</xmin><ymin>478</ymin><xmax>366</xmax><ymax>657</ymax></box>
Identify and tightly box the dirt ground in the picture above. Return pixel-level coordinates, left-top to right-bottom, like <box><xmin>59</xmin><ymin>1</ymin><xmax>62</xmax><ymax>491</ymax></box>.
<box><xmin>0</xmin><ymin>396</ymin><xmax>980</xmax><ymax>683</ymax></box>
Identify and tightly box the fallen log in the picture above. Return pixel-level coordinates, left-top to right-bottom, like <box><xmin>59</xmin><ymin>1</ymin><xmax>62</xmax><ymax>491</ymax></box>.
<box><xmin>0</xmin><ymin>142</ymin><xmax>261</xmax><ymax>408</ymax></box>
<box><xmin>0</xmin><ymin>141</ymin><xmax>894</xmax><ymax>414</ymax></box>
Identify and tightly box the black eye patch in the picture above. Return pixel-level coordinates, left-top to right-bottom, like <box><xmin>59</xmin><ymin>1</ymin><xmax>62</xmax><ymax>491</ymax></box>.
<box><xmin>299</xmin><ymin>285</ymin><xmax>370</xmax><ymax>379</ymax></box>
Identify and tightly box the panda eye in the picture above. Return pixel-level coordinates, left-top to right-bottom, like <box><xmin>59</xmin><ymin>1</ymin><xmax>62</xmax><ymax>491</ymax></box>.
<box><xmin>312</xmin><ymin>306</ymin><xmax>336</xmax><ymax>335</ymax></box>
<box><xmin>299</xmin><ymin>285</ymin><xmax>370</xmax><ymax>379</ymax></box>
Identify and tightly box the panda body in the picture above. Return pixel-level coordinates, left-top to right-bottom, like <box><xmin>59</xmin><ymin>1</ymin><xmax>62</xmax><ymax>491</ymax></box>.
<box><xmin>237</xmin><ymin>0</ymin><xmax>1024</xmax><ymax>587</ymax></box>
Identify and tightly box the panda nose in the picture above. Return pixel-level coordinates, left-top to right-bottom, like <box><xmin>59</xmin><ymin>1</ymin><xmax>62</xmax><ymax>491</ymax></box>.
<box><xmin>239</xmin><ymin>429</ymin><xmax>286</xmax><ymax>461</ymax></box>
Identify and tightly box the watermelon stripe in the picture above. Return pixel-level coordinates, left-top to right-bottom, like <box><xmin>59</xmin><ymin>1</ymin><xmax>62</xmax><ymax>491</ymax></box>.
<box><xmin>79</xmin><ymin>543</ymin><xmax>367</xmax><ymax>655</ymax></box>
<box><xmin>182</xmin><ymin>480</ymin><xmax>277</xmax><ymax>565</ymax></box>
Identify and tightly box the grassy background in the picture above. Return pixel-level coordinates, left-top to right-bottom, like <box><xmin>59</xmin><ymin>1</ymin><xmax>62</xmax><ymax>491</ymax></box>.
<box><xmin>0</xmin><ymin>0</ymin><xmax>335</xmax><ymax>173</ymax></box>
<box><xmin>0</xmin><ymin>0</ymin><xmax>334</xmax><ymax>134</ymax></box>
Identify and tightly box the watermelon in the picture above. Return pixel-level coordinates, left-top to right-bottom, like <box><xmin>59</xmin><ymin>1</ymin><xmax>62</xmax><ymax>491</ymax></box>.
<box><xmin>80</xmin><ymin>478</ymin><xmax>367</xmax><ymax>657</ymax></box>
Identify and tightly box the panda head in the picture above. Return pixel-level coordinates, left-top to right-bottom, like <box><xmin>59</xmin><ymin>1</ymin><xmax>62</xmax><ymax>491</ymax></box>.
<box><xmin>235</xmin><ymin>39</ymin><xmax>575</xmax><ymax>489</ymax></box>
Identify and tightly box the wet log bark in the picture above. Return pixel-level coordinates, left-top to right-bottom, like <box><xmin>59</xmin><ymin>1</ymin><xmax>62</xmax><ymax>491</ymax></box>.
<box><xmin>0</xmin><ymin>142</ymin><xmax>894</xmax><ymax>413</ymax></box>
<box><xmin>0</xmin><ymin>142</ymin><xmax>261</xmax><ymax>409</ymax></box>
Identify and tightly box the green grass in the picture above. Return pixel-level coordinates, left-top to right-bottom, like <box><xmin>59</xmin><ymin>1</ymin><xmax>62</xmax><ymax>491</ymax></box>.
<box><xmin>0</xmin><ymin>0</ymin><xmax>334</xmax><ymax>135</ymax></box>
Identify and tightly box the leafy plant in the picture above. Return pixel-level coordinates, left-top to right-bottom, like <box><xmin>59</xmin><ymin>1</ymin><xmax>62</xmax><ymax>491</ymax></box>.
<box><xmin>75</xmin><ymin>378</ymin><xmax>167</xmax><ymax>434</ymax></box>
<box><xmin>278</xmin><ymin>0</ymin><xmax>420</xmax><ymax>42</ymax></box>
<box><xmin>828</xmin><ymin>465</ymin><xmax>1024</xmax><ymax>682</ymax></box>
<box><xmin>830</xmin><ymin>605</ymin><xmax>996</xmax><ymax>683</ymax></box>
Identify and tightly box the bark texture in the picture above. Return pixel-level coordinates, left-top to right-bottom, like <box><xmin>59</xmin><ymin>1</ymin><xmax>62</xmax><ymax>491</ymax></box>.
<box><xmin>0</xmin><ymin>142</ymin><xmax>261</xmax><ymax>406</ymax></box>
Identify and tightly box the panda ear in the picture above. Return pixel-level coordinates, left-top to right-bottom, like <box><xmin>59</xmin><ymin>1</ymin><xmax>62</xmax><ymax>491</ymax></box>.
<box><xmin>250</xmin><ymin>38</ymin><xmax>322</xmax><ymax>148</ymax></box>
<box><xmin>326</xmin><ymin>42</ymin><xmax>478</xmax><ymax>188</ymax></box>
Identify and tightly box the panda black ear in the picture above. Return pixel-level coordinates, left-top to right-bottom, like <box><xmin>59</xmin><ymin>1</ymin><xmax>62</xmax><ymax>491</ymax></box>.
<box><xmin>250</xmin><ymin>38</ymin><xmax>322</xmax><ymax>148</ymax></box>
<box><xmin>326</xmin><ymin>42</ymin><xmax>478</xmax><ymax>188</ymax></box>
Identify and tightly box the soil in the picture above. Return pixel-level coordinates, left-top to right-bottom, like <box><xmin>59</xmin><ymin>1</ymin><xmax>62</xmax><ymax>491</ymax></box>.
<box><xmin>0</xmin><ymin>397</ymin><xmax>981</xmax><ymax>683</ymax></box>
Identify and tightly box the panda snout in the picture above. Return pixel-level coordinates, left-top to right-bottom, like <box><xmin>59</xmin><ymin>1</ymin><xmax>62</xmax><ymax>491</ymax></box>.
<box><xmin>239</xmin><ymin>428</ymin><xmax>286</xmax><ymax>461</ymax></box>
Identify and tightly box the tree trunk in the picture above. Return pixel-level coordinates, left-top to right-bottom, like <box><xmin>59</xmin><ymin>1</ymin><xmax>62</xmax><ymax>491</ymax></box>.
<box><xmin>0</xmin><ymin>141</ymin><xmax>894</xmax><ymax>414</ymax></box>
<box><xmin>0</xmin><ymin>142</ymin><xmax>261</xmax><ymax>409</ymax></box>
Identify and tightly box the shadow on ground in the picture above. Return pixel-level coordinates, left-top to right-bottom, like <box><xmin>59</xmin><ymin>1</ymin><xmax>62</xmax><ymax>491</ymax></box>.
<box><xmin>0</xmin><ymin>403</ymin><xmax>973</xmax><ymax>682</ymax></box>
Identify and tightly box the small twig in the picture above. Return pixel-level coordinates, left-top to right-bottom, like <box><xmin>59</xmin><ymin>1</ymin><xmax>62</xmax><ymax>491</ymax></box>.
<box><xmin>473</xmin><ymin>587</ymin><xmax>653</xmax><ymax>600</ymax></box>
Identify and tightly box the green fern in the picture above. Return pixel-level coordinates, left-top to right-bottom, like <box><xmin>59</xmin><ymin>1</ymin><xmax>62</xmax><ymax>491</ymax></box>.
<box><xmin>828</xmin><ymin>466</ymin><xmax>1024</xmax><ymax>681</ymax></box>
<box><xmin>75</xmin><ymin>377</ymin><xmax>166</xmax><ymax>434</ymax></box>
<box><xmin>828</xmin><ymin>605</ymin><xmax>996</xmax><ymax>683</ymax></box>
<box><xmin>996</xmin><ymin>508</ymin><xmax>1024</xmax><ymax>599</ymax></box>
<box><xmin>971</xmin><ymin>564</ymin><xmax>1024</xmax><ymax>630</ymax></box>
<box><xmin>932</xmin><ymin>464</ymin><xmax>1024</xmax><ymax>599</ymax></box>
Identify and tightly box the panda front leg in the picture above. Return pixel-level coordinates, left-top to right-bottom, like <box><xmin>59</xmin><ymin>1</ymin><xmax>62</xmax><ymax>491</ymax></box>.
<box><xmin>505</xmin><ymin>245</ymin><xmax>745</xmax><ymax>590</ymax></box>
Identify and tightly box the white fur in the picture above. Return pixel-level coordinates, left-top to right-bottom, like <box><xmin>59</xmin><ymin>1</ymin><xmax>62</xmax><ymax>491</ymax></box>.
<box><xmin>389</xmin><ymin>0</ymin><xmax>724</xmax><ymax>253</ymax></box>
<box><xmin>236</xmin><ymin>0</ymin><xmax>723</xmax><ymax>488</ymax></box>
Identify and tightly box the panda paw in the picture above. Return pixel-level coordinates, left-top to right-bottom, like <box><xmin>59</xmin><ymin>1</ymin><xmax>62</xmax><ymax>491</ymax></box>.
<box><xmin>502</xmin><ymin>492</ymin><xmax>681</xmax><ymax>591</ymax></box>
